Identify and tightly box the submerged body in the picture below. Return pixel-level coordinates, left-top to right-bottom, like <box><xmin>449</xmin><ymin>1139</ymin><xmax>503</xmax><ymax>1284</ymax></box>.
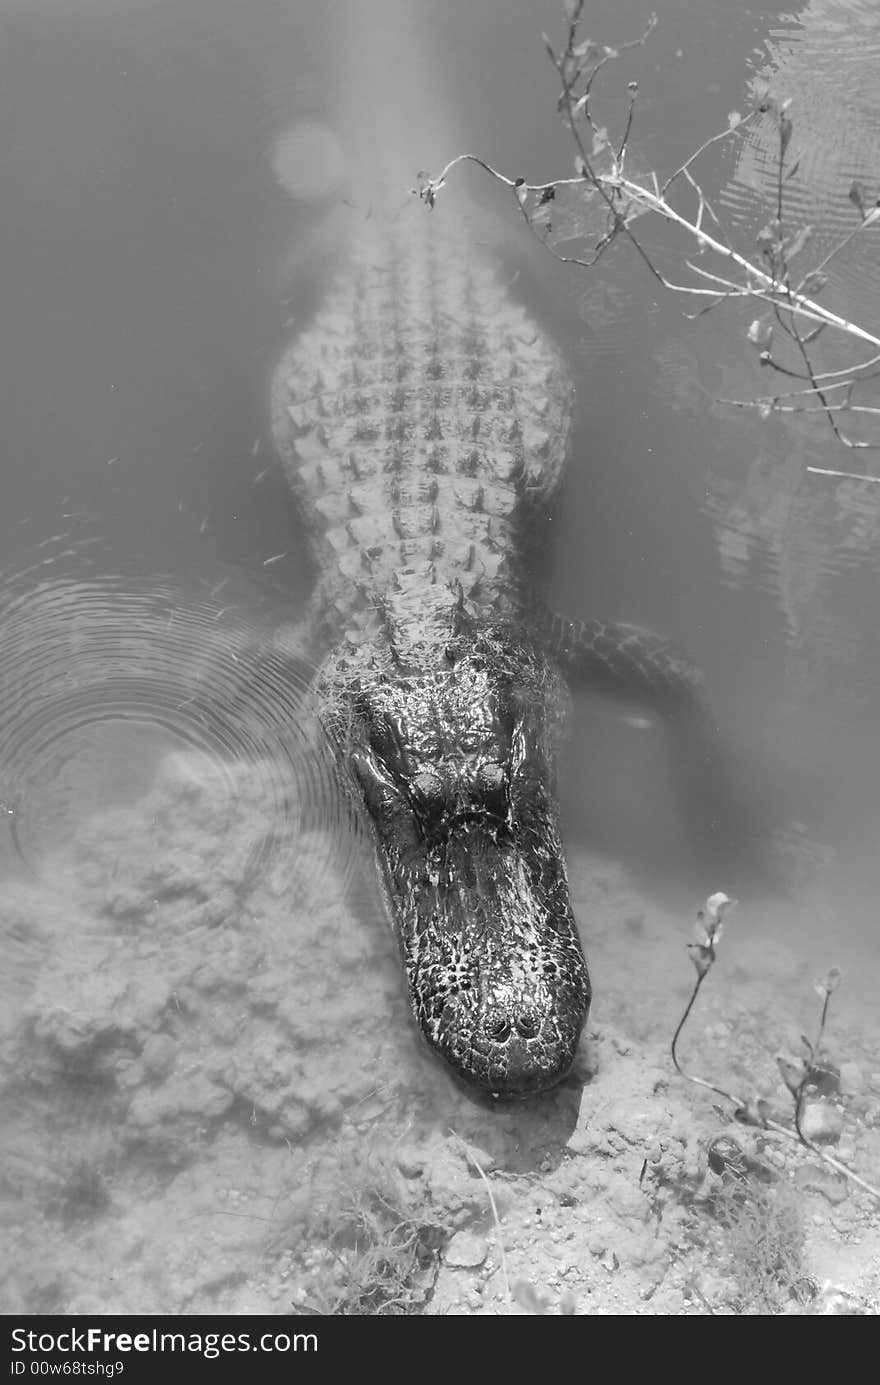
<box><xmin>271</xmin><ymin>207</ymin><xmax>702</xmax><ymax>1096</ymax></box>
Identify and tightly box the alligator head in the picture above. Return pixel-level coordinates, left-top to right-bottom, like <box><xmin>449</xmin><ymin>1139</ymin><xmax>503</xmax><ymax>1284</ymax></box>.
<box><xmin>340</xmin><ymin>626</ymin><xmax>591</xmax><ymax>1098</ymax></box>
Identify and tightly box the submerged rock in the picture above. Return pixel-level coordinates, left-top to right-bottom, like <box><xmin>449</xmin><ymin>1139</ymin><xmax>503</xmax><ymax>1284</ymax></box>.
<box><xmin>445</xmin><ymin>1231</ymin><xmax>489</xmax><ymax>1269</ymax></box>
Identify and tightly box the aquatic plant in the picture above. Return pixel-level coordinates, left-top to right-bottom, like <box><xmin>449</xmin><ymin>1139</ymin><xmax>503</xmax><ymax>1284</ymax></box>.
<box><xmin>452</xmin><ymin>1133</ymin><xmax>512</xmax><ymax>1315</ymax></box>
<box><xmin>288</xmin><ymin>1152</ymin><xmax>445</xmax><ymax>1316</ymax></box>
<box><xmin>418</xmin><ymin>1</ymin><xmax>880</xmax><ymax>479</ymax></box>
<box><xmin>671</xmin><ymin>891</ymin><xmax>879</xmax><ymax>1205</ymax></box>
<box><xmin>695</xmin><ymin>1162</ymin><xmax>815</xmax><ymax>1314</ymax></box>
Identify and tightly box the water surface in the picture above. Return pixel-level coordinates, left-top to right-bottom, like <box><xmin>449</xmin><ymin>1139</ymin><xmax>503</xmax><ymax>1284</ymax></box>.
<box><xmin>1</xmin><ymin>0</ymin><xmax>878</xmax><ymax>1315</ymax></box>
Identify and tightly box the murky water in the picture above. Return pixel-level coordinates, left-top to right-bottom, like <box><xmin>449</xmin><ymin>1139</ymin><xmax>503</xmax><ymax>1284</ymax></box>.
<box><xmin>1</xmin><ymin>0</ymin><xmax>878</xmax><ymax>1315</ymax></box>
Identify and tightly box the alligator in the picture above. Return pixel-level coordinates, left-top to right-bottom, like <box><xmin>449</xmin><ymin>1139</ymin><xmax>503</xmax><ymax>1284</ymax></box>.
<box><xmin>267</xmin><ymin>198</ymin><xmax>723</xmax><ymax>1099</ymax></box>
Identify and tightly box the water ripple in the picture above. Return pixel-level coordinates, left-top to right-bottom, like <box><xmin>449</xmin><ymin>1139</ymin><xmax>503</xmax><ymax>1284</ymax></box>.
<box><xmin>0</xmin><ymin>549</ymin><xmax>354</xmax><ymax>948</ymax></box>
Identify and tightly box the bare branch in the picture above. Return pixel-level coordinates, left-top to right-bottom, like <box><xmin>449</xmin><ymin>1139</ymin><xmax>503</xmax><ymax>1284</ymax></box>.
<box><xmin>418</xmin><ymin>6</ymin><xmax>880</xmax><ymax>460</ymax></box>
<box><xmin>673</xmin><ymin>897</ymin><xmax>880</xmax><ymax>1204</ymax></box>
<box><xmin>807</xmin><ymin>464</ymin><xmax>880</xmax><ymax>481</ymax></box>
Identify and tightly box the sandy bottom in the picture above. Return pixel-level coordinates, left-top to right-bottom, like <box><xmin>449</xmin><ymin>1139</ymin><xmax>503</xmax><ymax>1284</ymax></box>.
<box><xmin>1</xmin><ymin>751</ymin><xmax>878</xmax><ymax>1316</ymax></box>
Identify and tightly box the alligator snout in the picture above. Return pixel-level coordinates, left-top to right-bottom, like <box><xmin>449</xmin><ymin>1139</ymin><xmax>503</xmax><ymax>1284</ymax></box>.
<box><xmin>436</xmin><ymin>984</ymin><xmax>586</xmax><ymax>1099</ymax></box>
<box><xmin>484</xmin><ymin>1005</ymin><xmax>540</xmax><ymax>1042</ymax></box>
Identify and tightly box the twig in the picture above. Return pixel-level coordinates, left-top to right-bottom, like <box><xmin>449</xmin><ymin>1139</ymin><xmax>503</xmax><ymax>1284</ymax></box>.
<box><xmin>417</xmin><ymin>8</ymin><xmax>880</xmax><ymax>458</ymax></box>
<box><xmin>806</xmin><ymin>464</ymin><xmax>880</xmax><ymax>482</ymax></box>
<box><xmin>673</xmin><ymin>895</ymin><xmax>880</xmax><ymax>1204</ymax></box>
<box><xmin>451</xmin><ymin>1132</ymin><xmax>512</xmax><ymax>1315</ymax></box>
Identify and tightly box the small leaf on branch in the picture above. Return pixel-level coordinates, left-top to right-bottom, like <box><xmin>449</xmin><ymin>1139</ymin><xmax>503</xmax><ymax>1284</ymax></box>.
<box><xmin>779</xmin><ymin>112</ymin><xmax>793</xmax><ymax>156</ymax></box>
<box><xmin>785</xmin><ymin>224</ymin><xmax>813</xmax><ymax>259</ymax></box>
<box><xmin>735</xmin><ymin>1097</ymin><xmax>770</xmax><ymax>1128</ymax></box>
<box><xmin>561</xmin><ymin>54</ymin><xmax>580</xmax><ymax>85</ymax></box>
<box><xmin>815</xmin><ymin>967</ymin><xmax>842</xmax><ymax>998</ymax></box>
<box><xmin>686</xmin><ymin>892</ymin><xmax>734</xmax><ymax>977</ymax></box>
<box><xmin>572</xmin><ymin>38</ymin><xmax>600</xmax><ymax>61</ymax></box>
<box><xmin>686</xmin><ymin>941</ymin><xmax>714</xmax><ymax>978</ymax></box>
<box><xmin>563</xmin><ymin>0</ymin><xmax>583</xmax><ymax>22</ymax></box>
<box><xmin>747</xmin><ymin>317</ymin><xmax>774</xmax><ymax>348</ymax></box>
<box><xmin>592</xmin><ymin>125</ymin><xmax>611</xmax><ymax>157</ymax></box>
<box><xmin>538</xmin><ymin>185</ymin><xmax>556</xmax><ymax>205</ymax></box>
<box><xmin>514</xmin><ymin>178</ymin><xmax>528</xmax><ymax>208</ymax></box>
<box><xmin>777</xmin><ymin>1056</ymin><xmax>805</xmax><ymax>1097</ymax></box>
<box><xmin>414</xmin><ymin>170</ymin><xmax>444</xmax><ymax>209</ymax></box>
<box><xmin>758</xmin><ymin>401</ymin><xmax>774</xmax><ymax>420</ymax></box>
<box><xmin>800</xmin><ymin>270</ymin><xmax>828</xmax><ymax>295</ymax></box>
<box><xmin>784</xmin><ymin>156</ymin><xmax>802</xmax><ymax>182</ymax></box>
<box><xmin>756</xmin><ymin>220</ymin><xmax>782</xmax><ymax>251</ymax></box>
<box><xmin>727</xmin><ymin>110</ymin><xmax>742</xmax><ymax>130</ymax></box>
<box><xmin>694</xmin><ymin>892</ymin><xmax>734</xmax><ymax>949</ymax></box>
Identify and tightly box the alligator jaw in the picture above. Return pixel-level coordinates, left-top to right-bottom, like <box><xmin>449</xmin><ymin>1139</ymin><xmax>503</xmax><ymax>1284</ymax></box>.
<box><xmin>412</xmin><ymin>827</ymin><xmax>591</xmax><ymax>1098</ymax></box>
<box><xmin>365</xmin><ymin>793</ymin><xmax>591</xmax><ymax>1098</ymax></box>
<box><xmin>340</xmin><ymin>624</ymin><xmax>592</xmax><ymax>1098</ymax></box>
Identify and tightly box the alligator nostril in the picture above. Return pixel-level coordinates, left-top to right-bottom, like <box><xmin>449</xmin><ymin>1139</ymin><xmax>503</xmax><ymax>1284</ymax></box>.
<box><xmin>485</xmin><ymin>1017</ymin><xmax>512</xmax><ymax>1043</ymax></box>
<box><xmin>515</xmin><ymin>1013</ymin><xmax>540</xmax><ymax>1039</ymax></box>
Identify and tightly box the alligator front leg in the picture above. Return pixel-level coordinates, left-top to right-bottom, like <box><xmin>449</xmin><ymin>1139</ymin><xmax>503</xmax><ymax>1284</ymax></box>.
<box><xmin>535</xmin><ymin>602</ymin><xmax>776</xmax><ymax>883</ymax></box>
<box><xmin>536</xmin><ymin>607</ymin><xmax>705</xmax><ymax>716</ymax></box>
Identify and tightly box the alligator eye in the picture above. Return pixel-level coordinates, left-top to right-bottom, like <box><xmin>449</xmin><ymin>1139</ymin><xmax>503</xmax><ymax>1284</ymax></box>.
<box><xmin>350</xmin><ymin>749</ymin><xmax>419</xmax><ymax>847</ymax></box>
<box><xmin>412</xmin><ymin>769</ymin><xmax>443</xmax><ymax>801</ymax></box>
<box><xmin>478</xmin><ymin>762</ymin><xmax>505</xmax><ymax>793</ymax></box>
<box><xmin>360</xmin><ymin>706</ymin><xmax>411</xmax><ymax>777</ymax></box>
<box><xmin>476</xmin><ymin>761</ymin><xmax>508</xmax><ymax>815</ymax></box>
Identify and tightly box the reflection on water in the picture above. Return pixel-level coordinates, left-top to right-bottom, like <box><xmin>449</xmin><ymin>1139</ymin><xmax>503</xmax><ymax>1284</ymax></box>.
<box><xmin>1</xmin><ymin>0</ymin><xmax>878</xmax><ymax>1316</ymax></box>
<box><xmin>704</xmin><ymin>0</ymin><xmax>880</xmax><ymax>868</ymax></box>
<box><xmin>271</xmin><ymin>122</ymin><xmax>346</xmax><ymax>201</ymax></box>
